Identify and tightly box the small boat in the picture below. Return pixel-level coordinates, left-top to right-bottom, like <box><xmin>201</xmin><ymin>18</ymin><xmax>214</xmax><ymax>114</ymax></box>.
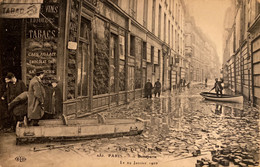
<box><xmin>200</xmin><ymin>92</ymin><xmax>243</xmax><ymax>103</ymax></box>
<box><xmin>16</xmin><ymin>117</ymin><xmax>145</xmax><ymax>144</ymax></box>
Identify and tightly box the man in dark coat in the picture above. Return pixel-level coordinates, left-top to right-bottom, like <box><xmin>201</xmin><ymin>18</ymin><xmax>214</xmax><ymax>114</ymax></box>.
<box><xmin>43</xmin><ymin>78</ymin><xmax>62</xmax><ymax>119</ymax></box>
<box><xmin>1</xmin><ymin>72</ymin><xmax>26</xmax><ymax>129</ymax></box>
<box><xmin>144</xmin><ymin>79</ymin><xmax>153</xmax><ymax>99</ymax></box>
<box><xmin>27</xmin><ymin>69</ymin><xmax>46</xmax><ymax>126</ymax></box>
<box><xmin>1</xmin><ymin>72</ymin><xmax>27</xmax><ymax>104</ymax></box>
<box><xmin>0</xmin><ymin>77</ymin><xmax>8</xmax><ymax>130</ymax></box>
<box><xmin>210</xmin><ymin>78</ymin><xmax>223</xmax><ymax>97</ymax></box>
<box><xmin>154</xmin><ymin>79</ymin><xmax>161</xmax><ymax>97</ymax></box>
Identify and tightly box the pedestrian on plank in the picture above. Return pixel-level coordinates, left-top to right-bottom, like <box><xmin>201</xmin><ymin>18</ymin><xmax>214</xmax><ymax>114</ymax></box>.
<box><xmin>27</xmin><ymin>69</ymin><xmax>46</xmax><ymax>126</ymax></box>
<box><xmin>144</xmin><ymin>79</ymin><xmax>153</xmax><ymax>99</ymax></box>
<box><xmin>154</xmin><ymin>79</ymin><xmax>161</xmax><ymax>97</ymax></box>
<box><xmin>1</xmin><ymin>72</ymin><xmax>26</xmax><ymax>130</ymax></box>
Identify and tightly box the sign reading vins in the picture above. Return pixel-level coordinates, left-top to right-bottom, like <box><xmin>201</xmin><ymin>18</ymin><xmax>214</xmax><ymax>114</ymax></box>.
<box><xmin>25</xmin><ymin>0</ymin><xmax>59</xmax><ymax>85</ymax></box>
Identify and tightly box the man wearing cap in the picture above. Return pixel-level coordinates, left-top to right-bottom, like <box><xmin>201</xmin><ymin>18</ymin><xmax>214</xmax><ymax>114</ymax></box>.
<box><xmin>27</xmin><ymin>69</ymin><xmax>46</xmax><ymax>126</ymax></box>
<box><xmin>1</xmin><ymin>72</ymin><xmax>26</xmax><ymax>130</ymax></box>
<box><xmin>1</xmin><ymin>72</ymin><xmax>27</xmax><ymax>104</ymax></box>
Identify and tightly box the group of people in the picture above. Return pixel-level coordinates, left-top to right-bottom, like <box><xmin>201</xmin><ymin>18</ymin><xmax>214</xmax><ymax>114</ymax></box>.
<box><xmin>144</xmin><ymin>78</ymin><xmax>190</xmax><ymax>98</ymax></box>
<box><xmin>0</xmin><ymin>69</ymin><xmax>62</xmax><ymax>131</ymax></box>
<box><xmin>144</xmin><ymin>79</ymin><xmax>161</xmax><ymax>99</ymax></box>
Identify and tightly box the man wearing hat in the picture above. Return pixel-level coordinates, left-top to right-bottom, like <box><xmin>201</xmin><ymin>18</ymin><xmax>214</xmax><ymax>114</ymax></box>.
<box><xmin>27</xmin><ymin>69</ymin><xmax>46</xmax><ymax>126</ymax></box>
<box><xmin>1</xmin><ymin>72</ymin><xmax>26</xmax><ymax>130</ymax></box>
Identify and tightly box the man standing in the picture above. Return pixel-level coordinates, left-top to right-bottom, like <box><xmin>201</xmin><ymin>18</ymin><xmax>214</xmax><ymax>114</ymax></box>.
<box><xmin>205</xmin><ymin>78</ymin><xmax>208</xmax><ymax>87</ymax></box>
<box><xmin>27</xmin><ymin>69</ymin><xmax>46</xmax><ymax>126</ymax></box>
<box><xmin>154</xmin><ymin>79</ymin><xmax>161</xmax><ymax>97</ymax></box>
<box><xmin>144</xmin><ymin>79</ymin><xmax>153</xmax><ymax>99</ymax></box>
<box><xmin>210</xmin><ymin>78</ymin><xmax>223</xmax><ymax>97</ymax></box>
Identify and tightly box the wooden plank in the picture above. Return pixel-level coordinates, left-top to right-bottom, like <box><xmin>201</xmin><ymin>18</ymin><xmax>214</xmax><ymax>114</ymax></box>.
<box><xmin>16</xmin><ymin>118</ymin><xmax>145</xmax><ymax>144</ymax></box>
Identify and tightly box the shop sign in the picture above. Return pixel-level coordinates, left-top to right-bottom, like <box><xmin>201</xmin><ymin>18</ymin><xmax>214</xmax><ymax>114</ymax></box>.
<box><xmin>0</xmin><ymin>3</ymin><xmax>41</xmax><ymax>18</ymax></box>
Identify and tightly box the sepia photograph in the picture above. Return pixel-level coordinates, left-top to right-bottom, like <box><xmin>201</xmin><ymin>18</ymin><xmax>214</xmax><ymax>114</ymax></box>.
<box><xmin>0</xmin><ymin>0</ymin><xmax>259</xmax><ymax>166</ymax></box>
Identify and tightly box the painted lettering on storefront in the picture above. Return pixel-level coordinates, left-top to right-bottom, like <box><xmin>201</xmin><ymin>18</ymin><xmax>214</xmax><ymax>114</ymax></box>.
<box><xmin>27</xmin><ymin>52</ymin><xmax>57</xmax><ymax>57</ymax></box>
<box><xmin>25</xmin><ymin>1</ymin><xmax>60</xmax><ymax>84</ymax></box>
<box><xmin>2</xmin><ymin>7</ymin><xmax>25</xmax><ymax>15</ymax></box>
<box><xmin>28</xmin><ymin>30</ymin><xmax>56</xmax><ymax>39</ymax></box>
<box><xmin>45</xmin><ymin>5</ymin><xmax>59</xmax><ymax>13</ymax></box>
<box><xmin>29</xmin><ymin>18</ymin><xmax>55</xmax><ymax>24</ymax></box>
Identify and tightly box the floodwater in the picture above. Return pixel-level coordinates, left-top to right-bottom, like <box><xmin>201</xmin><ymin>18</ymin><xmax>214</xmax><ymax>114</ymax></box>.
<box><xmin>0</xmin><ymin>82</ymin><xmax>259</xmax><ymax>167</ymax></box>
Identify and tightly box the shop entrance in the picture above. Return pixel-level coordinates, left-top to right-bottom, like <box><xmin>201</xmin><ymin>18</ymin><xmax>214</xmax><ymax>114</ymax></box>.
<box><xmin>0</xmin><ymin>19</ymin><xmax>22</xmax><ymax>81</ymax></box>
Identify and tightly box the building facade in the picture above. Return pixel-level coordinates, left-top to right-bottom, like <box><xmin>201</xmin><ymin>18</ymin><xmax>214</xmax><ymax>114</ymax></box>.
<box><xmin>0</xmin><ymin>0</ymin><xmax>188</xmax><ymax>116</ymax></box>
<box><xmin>222</xmin><ymin>0</ymin><xmax>260</xmax><ymax>107</ymax></box>
<box><xmin>184</xmin><ymin>16</ymin><xmax>220</xmax><ymax>83</ymax></box>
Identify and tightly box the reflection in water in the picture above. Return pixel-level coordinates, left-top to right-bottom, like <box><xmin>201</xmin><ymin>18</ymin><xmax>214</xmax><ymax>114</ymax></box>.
<box><xmin>101</xmin><ymin>87</ymin><xmax>259</xmax><ymax>160</ymax></box>
<box><xmin>210</xmin><ymin>103</ymin><xmax>246</xmax><ymax>118</ymax></box>
<box><xmin>215</xmin><ymin>104</ymin><xmax>222</xmax><ymax>115</ymax></box>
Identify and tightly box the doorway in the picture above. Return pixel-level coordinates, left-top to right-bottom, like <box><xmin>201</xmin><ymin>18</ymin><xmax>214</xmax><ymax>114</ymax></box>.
<box><xmin>0</xmin><ymin>19</ymin><xmax>22</xmax><ymax>81</ymax></box>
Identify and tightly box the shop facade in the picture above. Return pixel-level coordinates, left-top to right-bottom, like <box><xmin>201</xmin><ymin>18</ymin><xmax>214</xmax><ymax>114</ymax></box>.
<box><xmin>1</xmin><ymin>0</ymin><xmax>167</xmax><ymax>116</ymax></box>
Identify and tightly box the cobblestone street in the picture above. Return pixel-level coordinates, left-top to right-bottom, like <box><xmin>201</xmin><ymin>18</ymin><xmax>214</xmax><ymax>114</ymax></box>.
<box><xmin>0</xmin><ymin>82</ymin><xmax>259</xmax><ymax>167</ymax></box>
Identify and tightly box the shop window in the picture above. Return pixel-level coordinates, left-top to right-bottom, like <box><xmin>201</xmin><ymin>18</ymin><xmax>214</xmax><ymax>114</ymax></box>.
<box><xmin>93</xmin><ymin>18</ymin><xmax>110</xmax><ymax>95</ymax></box>
<box><xmin>77</xmin><ymin>42</ymin><xmax>89</xmax><ymax>96</ymax></box>
<box><xmin>128</xmin><ymin>66</ymin><xmax>135</xmax><ymax>91</ymax></box>
<box><xmin>135</xmin><ymin>38</ymin><xmax>142</xmax><ymax>89</ymax></box>
<box><xmin>77</xmin><ymin>17</ymin><xmax>91</xmax><ymax>97</ymax></box>
<box><xmin>110</xmin><ymin>33</ymin><xmax>118</xmax><ymax>93</ymax></box>
<box><xmin>142</xmin><ymin>68</ymin><xmax>146</xmax><ymax>88</ymax></box>
<box><xmin>119</xmin><ymin>63</ymin><xmax>125</xmax><ymax>91</ymax></box>
<box><xmin>119</xmin><ymin>35</ymin><xmax>125</xmax><ymax>60</ymax></box>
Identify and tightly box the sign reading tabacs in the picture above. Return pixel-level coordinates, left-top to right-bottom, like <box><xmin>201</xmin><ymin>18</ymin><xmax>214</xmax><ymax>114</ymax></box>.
<box><xmin>0</xmin><ymin>4</ymin><xmax>41</xmax><ymax>18</ymax></box>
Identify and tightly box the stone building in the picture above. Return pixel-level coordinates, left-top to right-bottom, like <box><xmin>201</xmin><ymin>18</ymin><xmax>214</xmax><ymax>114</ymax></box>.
<box><xmin>184</xmin><ymin>16</ymin><xmax>220</xmax><ymax>83</ymax></box>
<box><xmin>222</xmin><ymin>0</ymin><xmax>260</xmax><ymax>107</ymax></box>
<box><xmin>0</xmin><ymin>0</ymin><xmax>187</xmax><ymax>116</ymax></box>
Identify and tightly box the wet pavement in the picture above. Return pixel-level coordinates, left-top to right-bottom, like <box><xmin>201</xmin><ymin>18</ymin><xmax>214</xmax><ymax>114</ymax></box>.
<box><xmin>0</xmin><ymin>82</ymin><xmax>259</xmax><ymax>167</ymax></box>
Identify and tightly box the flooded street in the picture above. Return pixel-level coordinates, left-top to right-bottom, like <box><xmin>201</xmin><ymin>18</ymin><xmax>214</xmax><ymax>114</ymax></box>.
<box><xmin>0</xmin><ymin>82</ymin><xmax>259</xmax><ymax>167</ymax></box>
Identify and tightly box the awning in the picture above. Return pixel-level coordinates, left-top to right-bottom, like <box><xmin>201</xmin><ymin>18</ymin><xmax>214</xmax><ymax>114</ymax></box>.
<box><xmin>0</xmin><ymin>0</ymin><xmax>43</xmax><ymax>18</ymax></box>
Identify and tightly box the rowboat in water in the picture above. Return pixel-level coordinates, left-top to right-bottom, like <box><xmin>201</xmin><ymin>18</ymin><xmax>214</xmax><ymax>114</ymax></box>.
<box><xmin>16</xmin><ymin>117</ymin><xmax>145</xmax><ymax>144</ymax></box>
<box><xmin>200</xmin><ymin>92</ymin><xmax>243</xmax><ymax>103</ymax></box>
